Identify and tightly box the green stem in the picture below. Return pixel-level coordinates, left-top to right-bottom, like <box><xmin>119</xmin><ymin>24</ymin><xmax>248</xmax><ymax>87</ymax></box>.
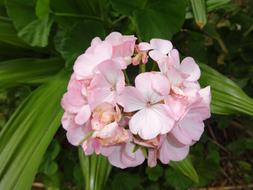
<box><xmin>112</xmin><ymin>15</ymin><xmax>127</xmax><ymax>26</ymax></box>
<box><xmin>51</xmin><ymin>11</ymin><xmax>102</xmax><ymax>21</ymax></box>
<box><xmin>139</xmin><ymin>64</ymin><xmax>146</xmax><ymax>73</ymax></box>
<box><xmin>124</xmin><ymin>70</ymin><xmax>131</xmax><ymax>85</ymax></box>
<box><xmin>79</xmin><ymin>131</ymin><xmax>94</xmax><ymax>145</ymax></box>
<box><xmin>0</xmin><ymin>16</ymin><xmax>11</xmax><ymax>22</ymax></box>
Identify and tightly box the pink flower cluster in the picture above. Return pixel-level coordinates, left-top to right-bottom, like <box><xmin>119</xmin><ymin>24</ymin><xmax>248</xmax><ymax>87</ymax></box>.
<box><xmin>61</xmin><ymin>32</ymin><xmax>211</xmax><ymax>168</ymax></box>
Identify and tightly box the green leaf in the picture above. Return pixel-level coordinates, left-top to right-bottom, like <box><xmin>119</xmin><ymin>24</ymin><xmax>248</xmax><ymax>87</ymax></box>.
<box><xmin>0</xmin><ymin>70</ymin><xmax>69</xmax><ymax>190</ymax></box>
<box><xmin>206</xmin><ymin>0</ymin><xmax>231</xmax><ymax>12</ymax></box>
<box><xmin>55</xmin><ymin>20</ymin><xmax>105</xmax><ymax>67</ymax></box>
<box><xmin>0</xmin><ymin>58</ymin><xmax>63</xmax><ymax>89</ymax></box>
<box><xmin>192</xmin><ymin>142</ymin><xmax>220</xmax><ymax>186</ymax></box>
<box><xmin>6</xmin><ymin>0</ymin><xmax>53</xmax><ymax>47</ymax></box>
<box><xmin>110</xmin><ymin>0</ymin><xmax>147</xmax><ymax>15</ymax></box>
<box><xmin>227</xmin><ymin>138</ymin><xmax>253</xmax><ymax>155</ymax></box>
<box><xmin>111</xmin><ymin>172</ymin><xmax>143</xmax><ymax>190</ymax></box>
<box><xmin>18</xmin><ymin>17</ymin><xmax>53</xmax><ymax>47</ymax></box>
<box><xmin>190</xmin><ymin>0</ymin><xmax>207</xmax><ymax>28</ymax></box>
<box><xmin>199</xmin><ymin>63</ymin><xmax>253</xmax><ymax>115</ymax></box>
<box><xmin>79</xmin><ymin>148</ymin><xmax>112</xmax><ymax>190</ymax></box>
<box><xmin>165</xmin><ymin>167</ymin><xmax>192</xmax><ymax>190</ymax></box>
<box><xmin>0</xmin><ymin>21</ymin><xmax>28</xmax><ymax>48</ymax></box>
<box><xmin>134</xmin><ymin>0</ymin><xmax>186</xmax><ymax>40</ymax></box>
<box><xmin>170</xmin><ymin>156</ymin><xmax>199</xmax><ymax>184</ymax></box>
<box><xmin>145</xmin><ymin>164</ymin><xmax>163</xmax><ymax>182</ymax></box>
<box><xmin>36</xmin><ymin>0</ymin><xmax>50</xmax><ymax>19</ymax></box>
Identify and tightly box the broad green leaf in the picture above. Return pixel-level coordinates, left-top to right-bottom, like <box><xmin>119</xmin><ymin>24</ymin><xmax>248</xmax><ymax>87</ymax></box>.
<box><xmin>170</xmin><ymin>156</ymin><xmax>199</xmax><ymax>183</ymax></box>
<box><xmin>55</xmin><ymin>20</ymin><xmax>105</xmax><ymax>67</ymax></box>
<box><xmin>134</xmin><ymin>0</ymin><xmax>186</xmax><ymax>40</ymax></box>
<box><xmin>79</xmin><ymin>148</ymin><xmax>112</xmax><ymax>190</ymax></box>
<box><xmin>5</xmin><ymin>0</ymin><xmax>36</xmax><ymax>30</ymax></box>
<box><xmin>6</xmin><ymin>0</ymin><xmax>53</xmax><ymax>47</ymax></box>
<box><xmin>36</xmin><ymin>0</ymin><xmax>50</xmax><ymax>19</ymax></box>
<box><xmin>0</xmin><ymin>70</ymin><xmax>69</xmax><ymax>190</ymax></box>
<box><xmin>18</xmin><ymin>17</ymin><xmax>53</xmax><ymax>47</ymax></box>
<box><xmin>200</xmin><ymin>63</ymin><xmax>253</xmax><ymax>115</ymax></box>
<box><xmin>165</xmin><ymin>167</ymin><xmax>192</xmax><ymax>190</ymax></box>
<box><xmin>0</xmin><ymin>21</ymin><xmax>28</xmax><ymax>48</ymax></box>
<box><xmin>0</xmin><ymin>58</ymin><xmax>63</xmax><ymax>89</ymax></box>
<box><xmin>50</xmin><ymin>0</ymin><xmax>83</xmax><ymax>28</ymax></box>
<box><xmin>192</xmin><ymin>142</ymin><xmax>220</xmax><ymax>186</ymax></box>
<box><xmin>110</xmin><ymin>0</ymin><xmax>147</xmax><ymax>15</ymax></box>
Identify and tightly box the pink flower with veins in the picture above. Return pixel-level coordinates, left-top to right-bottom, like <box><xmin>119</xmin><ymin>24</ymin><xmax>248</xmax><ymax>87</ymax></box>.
<box><xmin>88</xmin><ymin>60</ymin><xmax>125</xmax><ymax>109</ymax></box>
<box><xmin>118</xmin><ymin>72</ymin><xmax>175</xmax><ymax>140</ymax></box>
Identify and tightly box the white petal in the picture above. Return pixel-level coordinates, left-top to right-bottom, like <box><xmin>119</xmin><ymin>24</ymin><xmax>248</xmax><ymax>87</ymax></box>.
<box><xmin>74</xmin><ymin>105</ymin><xmax>91</xmax><ymax>125</ymax></box>
<box><xmin>150</xmin><ymin>39</ymin><xmax>173</xmax><ymax>54</ymax></box>
<box><xmin>180</xmin><ymin>57</ymin><xmax>201</xmax><ymax>81</ymax></box>
<box><xmin>117</xmin><ymin>86</ymin><xmax>146</xmax><ymax>112</ymax></box>
<box><xmin>135</xmin><ymin>72</ymin><xmax>164</xmax><ymax>104</ymax></box>
<box><xmin>129</xmin><ymin>105</ymin><xmax>174</xmax><ymax>140</ymax></box>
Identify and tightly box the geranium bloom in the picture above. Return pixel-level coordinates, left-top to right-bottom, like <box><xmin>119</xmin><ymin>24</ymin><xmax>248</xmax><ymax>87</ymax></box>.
<box><xmin>61</xmin><ymin>32</ymin><xmax>211</xmax><ymax>169</ymax></box>
<box><xmin>118</xmin><ymin>72</ymin><xmax>175</xmax><ymax>140</ymax></box>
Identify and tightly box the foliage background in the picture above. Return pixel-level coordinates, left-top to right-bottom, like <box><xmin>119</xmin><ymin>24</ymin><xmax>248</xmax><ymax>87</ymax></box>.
<box><xmin>0</xmin><ymin>0</ymin><xmax>253</xmax><ymax>189</ymax></box>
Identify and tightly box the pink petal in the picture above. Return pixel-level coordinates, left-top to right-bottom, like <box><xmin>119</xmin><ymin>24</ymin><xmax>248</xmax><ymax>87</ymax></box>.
<box><xmin>107</xmin><ymin>145</ymin><xmax>126</xmax><ymax>168</ymax></box>
<box><xmin>61</xmin><ymin>112</ymin><xmax>80</xmax><ymax>130</ymax></box>
<box><xmin>164</xmin><ymin>96</ymin><xmax>186</xmax><ymax>120</ymax></box>
<box><xmin>117</xmin><ymin>86</ymin><xmax>146</xmax><ymax>112</ymax></box>
<box><xmin>66</xmin><ymin>126</ymin><xmax>86</xmax><ymax>146</ymax></box>
<box><xmin>151</xmin><ymin>73</ymin><xmax>170</xmax><ymax>96</ymax></box>
<box><xmin>180</xmin><ymin>57</ymin><xmax>200</xmax><ymax>81</ymax></box>
<box><xmin>135</xmin><ymin>72</ymin><xmax>164</xmax><ymax>104</ymax></box>
<box><xmin>97</xmin><ymin>60</ymin><xmax>125</xmax><ymax>92</ymax></box>
<box><xmin>150</xmin><ymin>39</ymin><xmax>173</xmax><ymax>54</ymax></box>
<box><xmin>105</xmin><ymin>32</ymin><xmax>136</xmax><ymax>57</ymax></box>
<box><xmin>88</xmin><ymin>87</ymin><xmax>114</xmax><ymax>110</ymax></box>
<box><xmin>74</xmin><ymin>105</ymin><xmax>91</xmax><ymax>125</ymax></box>
<box><xmin>108</xmin><ymin>142</ymin><xmax>145</xmax><ymax>169</ymax></box>
<box><xmin>129</xmin><ymin>105</ymin><xmax>174</xmax><ymax>140</ymax></box>
<box><xmin>149</xmin><ymin>50</ymin><xmax>167</xmax><ymax>62</ymax></box>
<box><xmin>159</xmin><ymin>134</ymin><xmax>189</xmax><ymax>164</ymax></box>
<box><xmin>199</xmin><ymin>86</ymin><xmax>211</xmax><ymax>105</ymax></box>
<box><xmin>93</xmin><ymin>41</ymin><xmax>113</xmax><ymax>61</ymax></box>
<box><xmin>171</xmin><ymin>124</ymin><xmax>193</xmax><ymax>145</ymax></box>
<box><xmin>170</xmin><ymin>49</ymin><xmax>180</xmax><ymax>67</ymax></box>
<box><xmin>73</xmin><ymin>54</ymin><xmax>97</xmax><ymax>79</ymax></box>
<box><xmin>93</xmin><ymin>122</ymin><xmax>118</xmax><ymax>139</ymax></box>
<box><xmin>105</xmin><ymin>32</ymin><xmax>122</xmax><ymax>42</ymax></box>
<box><xmin>180</xmin><ymin>117</ymin><xmax>204</xmax><ymax>142</ymax></box>
<box><xmin>121</xmin><ymin>142</ymin><xmax>145</xmax><ymax>167</ymax></box>
<box><xmin>138</xmin><ymin>42</ymin><xmax>151</xmax><ymax>51</ymax></box>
